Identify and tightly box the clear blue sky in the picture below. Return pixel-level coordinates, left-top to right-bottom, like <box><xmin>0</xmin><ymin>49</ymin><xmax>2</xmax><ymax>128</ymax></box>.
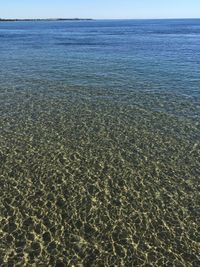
<box><xmin>1</xmin><ymin>0</ymin><xmax>200</xmax><ymax>19</ymax></box>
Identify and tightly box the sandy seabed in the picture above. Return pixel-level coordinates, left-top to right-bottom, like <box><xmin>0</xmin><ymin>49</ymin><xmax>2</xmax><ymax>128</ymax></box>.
<box><xmin>0</xmin><ymin>82</ymin><xmax>199</xmax><ymax>266</ymax></box>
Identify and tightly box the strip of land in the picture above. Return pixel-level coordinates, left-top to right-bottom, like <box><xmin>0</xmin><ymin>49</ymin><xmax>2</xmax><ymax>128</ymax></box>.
<box><xmin>0</xmin><ymin>18</ymin><xmax>93</xmax><ymax>22</ymax></box>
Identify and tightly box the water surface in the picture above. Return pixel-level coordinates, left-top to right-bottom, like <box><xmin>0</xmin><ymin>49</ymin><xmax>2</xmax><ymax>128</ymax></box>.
<box><xmin>0</xmin><ymin>19</ymin><xmax>199</xmax><ymax>266</ymax></box>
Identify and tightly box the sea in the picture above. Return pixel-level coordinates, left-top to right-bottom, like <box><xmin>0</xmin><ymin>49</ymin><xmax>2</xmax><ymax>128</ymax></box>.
<box><xmin>0</xmin><ymin>19</ymin><xmax>199</xmax><ymax>266</ymax></box>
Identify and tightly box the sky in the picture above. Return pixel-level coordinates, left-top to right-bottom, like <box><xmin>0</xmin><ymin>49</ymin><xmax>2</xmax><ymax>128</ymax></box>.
<box><xmin>1</xmin><ymin>0</ymin><xmax>200</xmax><ymax>19</ymax></box>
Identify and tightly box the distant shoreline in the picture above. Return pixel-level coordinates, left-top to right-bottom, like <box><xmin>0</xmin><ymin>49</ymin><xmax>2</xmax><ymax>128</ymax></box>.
<box><xmin>0</xmin><ymin>18</ymin><xmax>93</xmax><ymax>22</ymax></box>
<box><xmin>0</xmin><ymin>18</ymin><xmax>199</xmax><ymax>23</ymax></box>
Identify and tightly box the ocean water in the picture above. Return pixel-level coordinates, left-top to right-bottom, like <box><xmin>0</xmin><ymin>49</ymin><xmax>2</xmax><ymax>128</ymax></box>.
<box><xmin>0</xmin><ymin>19</ymin><xmax>199</xmax><ymax>266</ymax></box>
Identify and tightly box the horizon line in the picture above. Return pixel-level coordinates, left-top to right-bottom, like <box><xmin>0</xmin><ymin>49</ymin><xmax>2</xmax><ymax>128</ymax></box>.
<box><xmin>0</xmin><ymin>17</ymin><xmax>200</xmax><ymax>21</ymax></box>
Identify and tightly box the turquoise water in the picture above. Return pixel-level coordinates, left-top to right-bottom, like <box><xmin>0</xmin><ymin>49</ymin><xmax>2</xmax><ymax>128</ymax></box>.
<box><xmin>0</xmin><ymin>20</ymin><xmax>199</xmax><ymax>266</ymax></box>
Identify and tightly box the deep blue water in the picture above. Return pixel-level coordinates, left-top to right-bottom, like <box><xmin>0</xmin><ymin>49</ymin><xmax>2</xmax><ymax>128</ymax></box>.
<box><xmin>0</xmin><ymin>19</ymin><xmax>200</xmax><ymax>98</ymax></box>
<box><xmin>0</xmin><ymin>20</ymin><xmax>199</xmax><ymax>266</ymax></box>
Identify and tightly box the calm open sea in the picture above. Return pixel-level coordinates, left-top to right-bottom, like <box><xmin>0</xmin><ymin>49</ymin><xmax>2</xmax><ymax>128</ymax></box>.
<box><xmin>0</xmin><ymin>19</ymin><xmax>199</xmax><ymax>266</ymax></box>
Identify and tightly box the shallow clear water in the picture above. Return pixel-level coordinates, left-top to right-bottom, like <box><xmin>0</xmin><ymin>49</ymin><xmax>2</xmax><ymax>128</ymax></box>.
<box><xmin>0</xmin><ymin>19</ymin><xmax>199</xmax><ymax>266</ymax></box>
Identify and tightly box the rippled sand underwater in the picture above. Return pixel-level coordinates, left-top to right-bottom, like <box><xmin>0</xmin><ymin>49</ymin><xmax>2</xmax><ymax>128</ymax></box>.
<box><xmin>0</xmin><ymin>81</ymin><xmax>199</xmax><ymax>266</ymax></box>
